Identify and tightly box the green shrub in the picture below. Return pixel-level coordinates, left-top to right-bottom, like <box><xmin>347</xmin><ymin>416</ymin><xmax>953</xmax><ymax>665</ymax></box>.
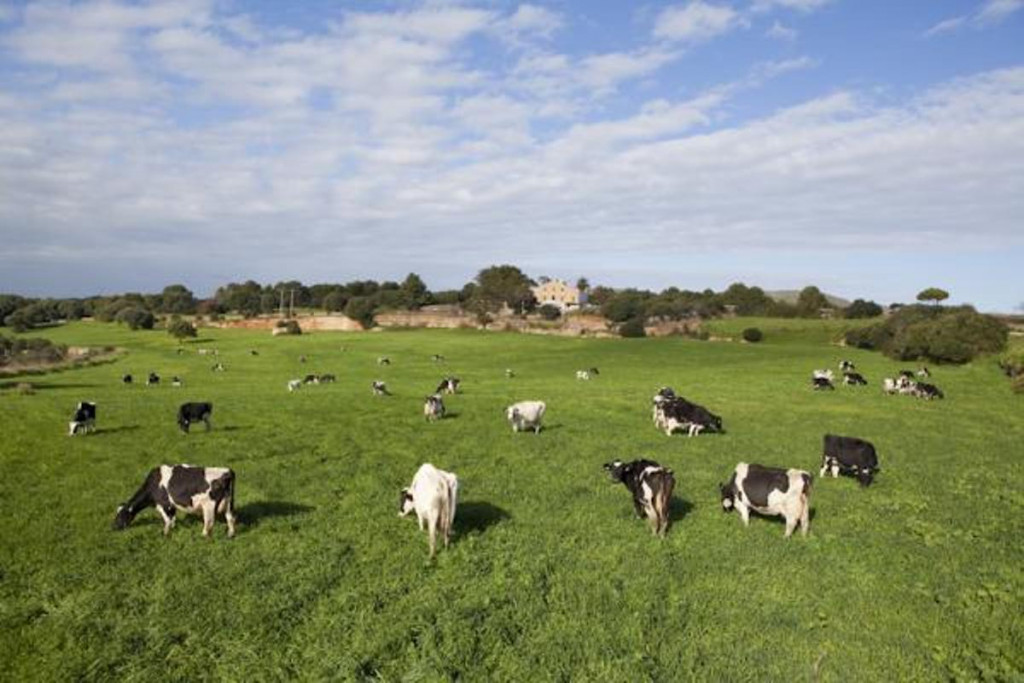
<box><xmin>844</xmin><ymin>305</ymin><xmax>1007</xmax><ymax>363</ymax></box>
<box><xmin>742</xmin><ymin>327</ymin><xmax>763</xmax><ymax>343</ymax></box>
<box><xmin>619</xmin><ymin>317</ymin><xmax>646</xmax><ymax>338</ymax></box>
<box><xmin>167</xmin><ymin>318</ymin><xmax>197</xmax><ymax>340</ymax></box>
<box><xmin>844</xmin><ymin>299</ymin><xmax>883</xmax><ymax>319</ymax></box>
<box><xmin>115</xmin><ymin>307</ymin><xmax>155</xmax><ymax>331</ymax></box>
<box><xmin>538</xmin><ymin>304</ymin><xmax>561</xmax><ymax>321</ymax></box>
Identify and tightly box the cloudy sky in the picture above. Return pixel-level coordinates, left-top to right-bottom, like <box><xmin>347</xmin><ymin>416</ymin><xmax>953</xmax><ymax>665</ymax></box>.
<box><xmin>1</xmin><ymin>0</ymin><xmax>1022</xmax><ymax>310</ymax></box>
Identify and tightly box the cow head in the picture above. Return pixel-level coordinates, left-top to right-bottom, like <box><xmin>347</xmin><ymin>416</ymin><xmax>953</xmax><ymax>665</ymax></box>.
<box><xmin>506</xmin><ymin>406</ymin><xmax>519</xmax><ymax>422</ymax></box>
<box><xmin>398</xmin><ymin>489</ymin><xmax>414</xmax><ymax>516</ymax></box>
<box><xmin>856</xmin><ymin>468</ymin><xmax>876</xmax><ymax>487</ymax></box>
<box><xmin>719</xmin><ymin>477</ymin><xmax>738</xmax><ymax>511</ymax></box>
<box><xmin>602</xmin><ymin>460</ymin><xmax>626</xmax><ymax>483</ymax></box>
<box><xmin>112</xmin><ymin>504</ymin><xmax>136</xmax><ymax>530</ymax></box>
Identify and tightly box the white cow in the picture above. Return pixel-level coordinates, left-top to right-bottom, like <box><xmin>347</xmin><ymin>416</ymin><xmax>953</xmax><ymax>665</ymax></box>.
<box><xmin>287</xmin><ymin>379</ymin><xmax>302</xmax><ymax>392</ymax></box>
<box><xmin>399</xmin><ymin>463</ymin><xmax>459</xmax><ymax>558</ymax></box>
<box><xmin>812</xmin><ymin>369</ymin><xmax>834</xmax><ymax>381</ymax></box>
<box><xmin>506</xmin><ymin>400</ymin><xmax>546</xmax><ymax>433</ymax></box>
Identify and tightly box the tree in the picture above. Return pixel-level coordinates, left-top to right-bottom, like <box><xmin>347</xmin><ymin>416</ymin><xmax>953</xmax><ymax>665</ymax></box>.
<box><xmin>619</xmin><ymin>317</ymin><xmax>646</xmax><ymax>338</ymax></box>
<box><xmin>115</xmin><ymin>307</ymin><xmax>155</xmax><ymax>330</ymax></box>
<box><xmin>344</xmin><ymin>296</ymin><xmax>377</xmax><ymax>329</ymax></box>
<box><xmin>576</xmin><ymin>277</ymin><xmax>590</xmax><ymax>292</ymax></box>
<box><xmin>168</xmin><ymin>318</ymin><xmax>197</xmax><ymax>340</ymax></box>
<box><xmin>538</xmin><ymin>304</ymin><xmax>561</xmax><ymax>320</ymax></box>
<box><xmin>796</xmin><ymin>286</ymin><xmax>830</xmax><ymax>318</ymax></box>
<box><xmin>844</xmin><ymin>299</ymin><xmax>884</xmax><ymax>319</ymax></box>
<box><xmin>473</xmin><ymin>265</ymin><xmax>536</xmax><ymax>313</ymax></box>
<box><xmin>160</xmin><ymin>285</ymin><xmax>197</xmax><ymax>314</ymax></box>
<box><xmin>399</xmin><ymin>273</ymin><xmax>429</xmax><ymax>309</ymax></box>
<box><xmin>916</xmin><ymin>288</ymin><xmax>950</xmax><ymax>306</ymax></box>
<box><xmin>322</xmin><ymin>290</ymin><xmax>348</xmax><ymax>313</ymax></box>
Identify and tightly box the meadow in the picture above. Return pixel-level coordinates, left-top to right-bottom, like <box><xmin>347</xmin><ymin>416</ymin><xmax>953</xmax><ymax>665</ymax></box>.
<box><xmin>1</xmin><ymin>321</ymin><xmax>1021</xmax><ymax>682</ymax></box>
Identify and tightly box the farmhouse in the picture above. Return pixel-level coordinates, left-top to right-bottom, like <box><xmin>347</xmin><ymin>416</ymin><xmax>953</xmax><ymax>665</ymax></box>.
<box><xmin>530</xmin><ymin>278</ymin><xmax>587</xmax><ymax>312</ymax></box>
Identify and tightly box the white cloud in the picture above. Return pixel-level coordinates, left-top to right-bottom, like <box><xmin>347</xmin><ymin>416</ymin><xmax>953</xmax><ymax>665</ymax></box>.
<box><xmin>925</xmin><ymin>0</ymin><xmax>1023</xmax><ymax>36</ymax></box>
<box><xmin>653</xmin><ymin>2</ymin><xmax>746</xmax><ymax>43</ymax></box>
<box><xmin>751</xmin><ymin>0</ymin><xmax>833</xmax><ymax>13</ymax></box>
<box><xmin>765</xmin><ymin>20</ymin><xmax>797</xmax><ymax>40</ymax></box>
<box><xmin>924</xmin><ymin>16</ymin><xmax>968</xmax><ymax>37</ymax></box>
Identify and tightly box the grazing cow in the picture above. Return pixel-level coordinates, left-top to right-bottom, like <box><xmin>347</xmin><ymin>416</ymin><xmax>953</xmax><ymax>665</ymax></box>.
<box><xmin>721</xmin><ymin>463</ymin><xmax>812</xmax><ymax>537</ymax></box>
<box><xmin>917</xmin><ymin>366</ymin><xmax>931</xmax><ymax>378</ymax></box>
<box><xmin>177</xmin><ymin>402</ymin><xmax>213</xmax><ymax>433</ymax></box>
<box><xmin>122</xmin><ymin>374</ymin><xmax>133</xmax><ymax>385</ymax></box>
<box><xmin>197</xmin><ymin>348</ymin><xmax>210</xmax><ymax>356</ymax></box>
<box><xmin>424</xmin><ymin>394</ymin><xmax>445</xmax><ymax>421</ymax></box>
<box><xmin>839</xmin><ymin>360</ymin><xmax>855</xmax><ymax>372</ymax></box>
<box><xmin>399</xmin><ymin>463</ymin><xmax>458</xmax><ymax>559</ymax></box>
<box><xmin>432</xmin><ymin>354</ymin><xmax>446</xmax><ymax>363</ymax></box>
<box><xmin>576</xmin><ymin>369</ymin><xmax>591</xmax><ymax>380</ymax></box>
<box><xmin>899</xmin><ymin>369</ymin><xmax>916</xmax><ymax>379</ymax></box>
<box><xmin>249</xmin><ymin>349</ymin><xmax>259</xmax><ymax>356</ymax></box>
<box><xmin>843</xmin><ymin>372</ymin><xmax>868</xmax><ymax>386</ymax></box>
<box><xmin>147</xmin><ymin>372</ymin><xmax>160</xmax><ymax>386</ymax></box>
<box><xmin>505</xmin><ymin>368</ymin><xmax>515</xmax><ymax>378</ymax></box>
<box><xmin>822</xmin><ymin>434</ymin><xmax>879</xmax><ymax>486</ymax></box>
<box><xmin>212</xmin><ymin>363</ymin><xmax>225</xmax><ymax>372</ymax></box>
<box><xmin>372</xmin><ymin>380</ymin><xmax>390</xmax><ymax>396</ymax></box>
<box><xmin>377</xmin><ymin>356</ymin><xmax>391</xmax><ymax>366</ymax></box>
<box><xmin>299</xmin><ymin>355</ymin><xmax>307</xmax><ymax>364</ymax></box>
<box><xmin>656</xmin><ymin>386</ymin><xmax>676</xmax><ymax>399</ymax></box>
<box><xmin>897</xmin><ymin>375</ymin><xmax>918</xmax><ymax>395</ymax></box>
<box><xmin>653</xmin><ymin>396</ymin><xmax>723</xmax><ymax>437</ymax></box>
<box><xmin>303</xmin><ymin>374</ymin><xmax>320</xmax><ymax>385</ymax></box>
<box><xmin>603</xmin><ymin>459</ymin><xmax>675</xmax><ymax>537</ymax></box>
<box><xmin>68</xmin><ymin>401</ymin><xmax>97</xmax><ymax>436</ymax></box>
<box><xmin>813</xmin><ymin>369</ymin><xmax>835</xmax><ymax>381</ymax></box>
<box><xmin>171</xmin><ymin>376</ymin><xmax>184</xmax><ymax>387</ymax></box>
<box><xmin>812</xmin><ymin>376</ymin><xmax>835</xmax><ymax>391</ymax></box>
<box><xmin>914</xmin><ymin>382</ymin><xmax>944</xmax><ymax>400</ymax></box>
<box><xmin>436</xmin><ymin>377</ymin><xmax>460</xmax><ymax>395</ymax></box>
<box><xmin>506</xmin><ymin>400</ymin><xmax>546</xmax><ymax>433</ymax></box>
<box><xmin>882</xmin><ymin>377</ymin><xmax>898</xmax><ymax>395</ymax></box>
<box><xmin>319</xmin><ymin>374</ymin><xmax>336</xmax><ymax>383</ymax></box>
<box><xmin>287</xmin><ymin>379</ymin><xmax>302</xmax><ymax>392</ymax></box>
<box><xmin>113</xmin><ymin>465</ymin><xmax>236</xmax><ymax>538</ymax></box>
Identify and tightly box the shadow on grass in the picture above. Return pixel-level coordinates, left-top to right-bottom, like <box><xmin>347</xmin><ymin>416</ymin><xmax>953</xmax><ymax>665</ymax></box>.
<box><xmin>456</xmin><ymin>501</ymin><xmax>510</xmax><ymax>535</ymax></box>
<box><xmin>669</xmin><ymin>496</ymin><xmax>694</xmax><ymax>523</ymax></box>
<box><xmin>1</xmin><ymin>381</ymin><xmax>100</xmax><ymax>391</ymax></box>
<box><xmin>237</xmin><ymin>501</ymin><xmax>315</xmax><ymax>526</ymax></box>
<box><xmin>99</xmin><ymin>425</ymin><xmax>141</xmax><ymax>435</ymax></box>
<box><xmin>219</xmin><ymin>425</ymin><xmax>250</xmax><ymax>432</ymax></box>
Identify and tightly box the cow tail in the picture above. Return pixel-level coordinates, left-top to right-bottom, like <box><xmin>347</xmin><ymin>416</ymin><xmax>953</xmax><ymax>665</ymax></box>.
<box><xmin>801</xmin><ymin>472</ymin><xmax>812</xmax><ymax>494</ymax></box>
<box><xmin>219</xmin><ymin>471</ymin><xmax>236</xmax><ymax>515</ymax></box>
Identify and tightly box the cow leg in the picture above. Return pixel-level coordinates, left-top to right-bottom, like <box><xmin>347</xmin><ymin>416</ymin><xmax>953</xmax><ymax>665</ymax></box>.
<box><xmin>225</xmin><ymin>505</ymin><xmax>237</xmax><ymax>538</ymax></box>
<box><xmin>819</xmin><ymin>456</ymin><xmax>828</xmax><ymax>477</ymax></box>
<box><xmin>204</xmin><ymin>416</ymin><xmax>212</xmax><ymax>432</ymax></box>
<box><xmin>799</xmin><ymin>497</ymin><xmax>810</xmax><ymax>537</ymax></box>
<box><xmin>737</xmin><ymin>502</ymin><xmax>750</xmax><ymax>527</ymax></box>
<box><xmin>202</xmin><ymin>502</ymin><xmax>215</xmax><ymax>538</ymax></box>
<box><xmin>830</xmin><ymin>463</ymin><xmax>840</xmax><ymax>478</ymax></box>
<box><xmin>427</xmin><ymin>517</ymin><xmax>438</xmax><ymax>559</ymax></box>
<box><xmin>784</xmin><ymin>513</ymin><xmax>797</xmax><ymax>538</ymax></box>
<box><xmin>157</xmin><ymin>505</ymin><xmax>176</xmax><ymax>536</ymax></box>
<box><xmin>417</xmin><ymin>512</ymin><xmax>426</xmax><ymax>531</ymax></box>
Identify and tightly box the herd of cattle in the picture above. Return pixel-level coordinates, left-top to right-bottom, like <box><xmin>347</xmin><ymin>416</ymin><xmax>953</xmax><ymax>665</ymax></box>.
<box><xmin>63</xmin><ymin>348</ymin><xmax>942</xmax><ymax>556</ymax></box>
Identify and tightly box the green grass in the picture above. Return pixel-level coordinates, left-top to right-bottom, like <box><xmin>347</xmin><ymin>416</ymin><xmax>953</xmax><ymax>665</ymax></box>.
<box><xmin>1</xmin><ymin>322</ymin><xmax>1021</xmax><ymax>681</ymax></box>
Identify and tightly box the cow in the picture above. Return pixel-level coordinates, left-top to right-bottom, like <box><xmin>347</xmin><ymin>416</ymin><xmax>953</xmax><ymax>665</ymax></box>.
<box><xmin>436</xmin><ymin>377</ymin><xmax>460</xmax><ymax>395</ymax></box>
<box><xmin>171</xmin><ymin>376</ymin><xmax>184</xmax><ymax>387</ymax></box>
<box><xmin>399</xmin><ymin>463</ymin><xmax>458</xmax><ymax>559</ymax></box>
<box><xmin>505</xmin><ymin>368</ymin><xmax>515</xmax><ymax>378</ymax></box>
<box><xmin>899</xmin><ymin>369</ymin><xmax>916</xmax><ymax>379</ymax></box>
<box><xmin>303</xmin><ymin>374</ymin><xmax>320</xmax><ymax>385</ymax></box>
<box><xmin>917</xmin><ymin>366</ymin><xmax>931</xmax><ymax>378</ymax></box>
<box><xmin>212</xmin><ymin>363</ymin><xmax>225</xmax><ymax>372</ymax></box>
<box><xmin>432</xmin><ymin>354</ymin><xmax>446</xmax><ymax>363</ymax></box>
<box><xmin>112</xmin><ymin>465</ymin><xmax>236</xmax><ymax>538</ymax></box>
<box><xmin>914</xmin><ymin>382</ymin><xmax>944</xmax><ymax>400</ymax></box>
<box><xmin>896</xmin><ymin>375</ymin><xmax>918</xmax><ymax>395</ymax></box>
<box><xmin>882</xmin><ymin>377</ymin><xmax>898</xmax><ymax>395</ymax></box>
<box><xmin>839</xmin><ymin>360</ymin><xmax>855</xmax><ymax>372</ymax></box>
<box><xmin>177</xmin><ymin>402</ymin><xmax>213</xmax><ymax>433</ymax></box>
<box><xmin>424</xmin><ymin>394</ymin><xmax>445</xmax><ymax>421</ymax></box>
<box><xmin>603</xmin><ymin>459</ymin><xmax>675</xmax><ymax>537</ymax></box>
<box><xmin>653</xmin><ymin>396</ymin><xmax>723</xmax><ymax>437</ymax></box>
<box><xmin>812</xmin><ymin>376</ymin><xmax>835</xmax><ymax>391</ymax></box>
<box><xmin>147</xmin><ymin>372</ymin><xmax>160</xmax><ymax>386</ymax></box>
<box><xmin>720</xmin><ymin>463</ymin><xmax>812</xmax><ymax>537</ymax></box>
<box><xmin>377</xmin><ymin>356</ymin><xmax>391</xmax><ymax>366</ymax></box>
<box><xmin>506</xmin><ymin>400</ymin><xmax>546</xmax><ymax>433</ymax></box>
<box><xmin>656</xmin><ymin>386</ymin><xmax>676</xmax><ymax>399</ymax></box>
<box><xmin>821</xmin><ymin>434</ymin><xmax>879</xmax><ymax>486</ymax></box>
<box><xmin>372</xmin><ymin>380</ymin><xmax>390</xmax><ymax>396</ymax></box>
<box><xmin>843</xmin><ymin>372</ymin><xmax>868</xmax><ymax>386</ymax></box>
<box><xmin>68</xmin><ymin>401</ymin><xmax>97</xmax><ymax>436</ymax></box>
<box><xmin>176</xmin><ymin>348</ymin><xmax>184</xmax><ymax>355</ymax></box>
<box><xmin>319</xmin><ymin>374</ymin><xmax>336</xmax><ymax>383</ymax></box>
<box><xmin>812</xmin><ymin>369</ymin><xmax>834</xmax><ymax>381</ymax></box>
<box><xmin>122</xmin><ymin>374</ymin><xmax>133</xmax><ymax>385</ymax></box>
<box><xmin>576</xmin><ymin>367</ymin><xmax>600</xmax><ymax>380</ymax></box>
<box><xmin>197</xmin><ymin>349</ymin><xmax>211</xmax><ymax>356</ymax></box>
<box><xmin>287</xmin><ymin>379</ymin><xmax>302</xmax><ymax>392</ymax></box>
<box><xmin>249</xmin><ymin>349</ymin><xmax>259</xmax><ymax>356</ymax></box>
<box><xmin>299</xmin><ymin>355</ymin><xmax>307</xmax><ymax>364</ymax></box>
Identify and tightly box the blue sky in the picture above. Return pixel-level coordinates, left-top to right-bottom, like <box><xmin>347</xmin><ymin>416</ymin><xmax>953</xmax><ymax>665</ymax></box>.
<box><xmin>0</xmin><ymin>0</ymin><xmax>1022</xmax><ymax>310</ymax></box>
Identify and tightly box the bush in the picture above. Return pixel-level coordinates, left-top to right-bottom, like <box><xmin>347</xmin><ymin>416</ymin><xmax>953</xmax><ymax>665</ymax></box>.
<box><xmin>538</xmin><ymin>304</ymin><xmax>561</xmax><ymax>321</ymax></box>
<box><xmin>167</xmin><ymin>318</ymin><xmax>197</xmax><ymax>340</ymax></box>
<box><xmin>619</xmin><ymin>317</ymin><xmax>646</xmax><ymax>338</ymax></box>
<box><xmin>274</xmin><ymin>319</ymin><xmax>302</xmax><ymax>335</ymax></box>
<box><xmin>742</xmin><ymin>327</ymin><xmax>763</xmax><ymax>343</ymax></box>
<box><xmin>344</xmin><ymin>297</ymin><xmax>377</xmax><ymax>329</ymax></box>
<box><xmin>115</xmin><ymin>307</ymin><xmax>155</xmax><ymax>331</ymax></box>
<box><xmin>844</xmin><ymin>305</ymin><xmax>1007</xmax><ymax>363</ymax></box>
<box><xmin>844</xmin><ymin>299</ymin><xmax>883</xmax><ymax>319</ymax></box>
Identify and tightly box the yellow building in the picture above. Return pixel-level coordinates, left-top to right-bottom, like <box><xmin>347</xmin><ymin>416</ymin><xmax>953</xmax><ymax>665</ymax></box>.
<box><xmin>531</xmin><ymin>279</ymin><xmax>587</xmax><ymax>311</ymax></box>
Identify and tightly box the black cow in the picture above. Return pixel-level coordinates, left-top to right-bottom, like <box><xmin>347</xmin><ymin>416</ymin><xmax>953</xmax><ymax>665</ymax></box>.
<box><xmin>603</xmin><ymin>459</ymin><xmax>675</xmax><ymax>537</ymax></box>
<box><xmin>112</xmin><ymin>465</ymin><xmax>236</xmax><ymax>537</ymax></box>
<box><xmin>177</xmin><ymin>402</ymin><xmax>213</xmax><ymax>434</ymax></box>
<box><xmin>821</xmin><ymin>434</ymin><xmax>879</xmax><ymax>486</ymax></box>
<box><xmin>914</xmin><ymin>382</ymin><xmax>944</xmax><ymax>400</ymax></box>
<box><xmin>68</xmin><ymin>401</ymin><xmax>97</xmax><ymax>436</ymax></box>
<box><xmin>122</xmin><ymin>374</ymin><xmax>133</xmax><ymax>384</ymax></box>
<box><xmin>654</xmin><ymin>396</ymin><xmax>723</xmax><ymax>436</ymax></box>
<box><xmin>656</xmin><ymin>386</ymin><xmax>676</xmax><ymax>399</ymax></box>
<box><xmin>899</xmin><ymin>370</ymin><xmax>915</xmax><ymax>379</ymax></box>
<box><xmin>319</xmin><ymin>374</ymin><xmax>336</xmax><ymax>383</ymax></box>
<box><xmin>372</xmin><ymin>381</ymin><xmax>390</xmax><ymax>396</ymax></box>
<box><xmin>436</xmin><ymin>377</ymin><xmax>460</xmax><ymax>395</ymax></box>
<box><xmin>843</xmin><ymin>372</ymin><xmax>868</xmax><ymax>386</ymax></box>
<box><xmin>720</xmin><ymin>463</ymin><xmax>812</xmax><ymax>538</ymax></box>
<box><xmin>147</xmin><ymin>372</ymin><xmax>160</xmax><ymax>386</ymax></box>
<box><xmin>303</xmin><ymin>374</ymin><xmax>320</xmax><ymax>385</ymax></box>
<box><xmin>812</xmin><ymin>376</ymin><xmax>835</xmax><ymax>391</ymax></box>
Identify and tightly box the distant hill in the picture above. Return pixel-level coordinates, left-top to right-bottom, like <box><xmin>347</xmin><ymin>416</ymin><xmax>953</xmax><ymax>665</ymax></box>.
<box><xmin>766</xmin><ymin>290</ymin><xmax>850</xmax><ymax>309</ymax></box>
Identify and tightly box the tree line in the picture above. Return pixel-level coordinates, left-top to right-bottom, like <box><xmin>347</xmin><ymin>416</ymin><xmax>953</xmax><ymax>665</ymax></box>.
<box><xmin>1</xmin><ymin>265</ymin><xmax>888</xmax><ymax>333</ymax></box>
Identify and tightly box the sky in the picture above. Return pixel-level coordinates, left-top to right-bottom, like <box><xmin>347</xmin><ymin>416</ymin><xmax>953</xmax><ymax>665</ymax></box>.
<box><xmin>0</xmin><ymin>0</ymin><xmax>1022</xmax><ymax>311</ymax></box>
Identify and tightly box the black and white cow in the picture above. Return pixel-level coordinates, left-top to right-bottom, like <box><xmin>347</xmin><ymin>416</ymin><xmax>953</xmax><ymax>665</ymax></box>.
<box><xmin>431</xmin><ymin>354</ymin><xmax>446</xmax><ymax>363</ymax></box>
<box><xmin>122</xmin><ymin>374</ymin><xmax>133</xmax><ymax>385</ymax></box>
<box><xmin>377</xmin><ymin>356</ymin><xmax>391</xmax><ymax>366</ymax></box>
<box><xmin>603</xmin><ymin>459</ymin><xmax>675</xmax><ymax>537</ymax></box>
<box><xmin>303</xmin><ymin>373</ymin><xmax>320</xmax><ymax>385</ymax></box>
<box><xmin>436</xmin><ymin>377</ymin><xmax>460</xmax><ymax>395</ymax></box>
<box><xmin>899</xmin><ymin>369</ymin><xmax>916</xmax><ymax>379</ymax></box>
<box><xmin>68</xmin><ymin>401</ymin><xmax>97</xmax><ymax>436</ymax></box>
<box><xmin>424</xmin><ymin>394</ymin><xmax>445</xmax><ymax>421</ymax></box>
<box><xmin>812</xmin><ymin>376</ymin><xmax>835</xmax><ymax>391</ymax></box>
<box><xmin>372</xmin><ymin>380</ymin><xmax>390</xmax><ymax>396</ymax></box>
<box><xmin>319</xmin><ymin>374</ymin><xmax>336</xmax><ymax>383</ymax></box>
<box><xmin>112</xmin><ymin>465</ymin><xmax>236</xmax><ymax>538</ymax></box>
<box><xmin>212</xmin><ymin>362</ymin><xmax>225</xmax><ymax>372</ymax></box>
<box><xmin>843</xmin><ymin>372</ymin><xmax>868</xmax><ymax>386</ymax></box>
<box><xmin>147</xmin><ymin>372</ymin><xmax>160</xmax><ymax>386</ymax></box>
<box><xmin>720</xmin><ymin>463</ymin><xmax>812</xmax><ymax>537</ymax></box>
<box><xmin>917</xmin><ymin>366</ymin><xmax>931</xmax><ymax>378</ymax></box>
<box><xmin>914</xmin><ymin>382</ymin><xmax>944</xmax><ymax>400</ymax></box>
<box><xmin>653</xmin><ymin>396</ymin><xmax>723</xmax><ymax>436</ymax></box>
<box><xmin>839</xmin><ymin>360</ymin><xmax>856</xmax><ymax>372</ymax></box>
<box><xmin>171</xmin><ymin>376</ymin><xmax>184</xmax><ymax>387</ymax></box>
<box><xmin>821</xmin><ymin>434</ymin><xmax>879</xmax><ymax>486</ymax></box>
<box><xmin>177</xmin><ymin>402</ymin><xmax>213</xmax><ymax>433</ymax></box>
<box><xmin>505</xmin><ymin>368</ymin><xmax>515</xmax><ymax>378</ymax></box>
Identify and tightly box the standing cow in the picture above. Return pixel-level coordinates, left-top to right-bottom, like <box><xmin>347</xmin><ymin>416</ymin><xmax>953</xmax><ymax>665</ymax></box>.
<box><xmin>720</xmin><ymin>463</ymin><xmax>812</xmax><ymax>538</ymax></box>
<box><xmin>603</xmin><ymin>459</ymin><xmax>675</xmax><ymax>537</ymax></box>
<box><xmin>506</xmin><ymin>401</ymin><xmax>546</xmax><ymax>433</ymax></box>
<box><xmin>177</xmin><ymin>402</ymin><xmax>213</xmax><ymax>433</ymax></box>
<box><xmin>399</xmin><ymin>463</ymin><xmax>458</xmax><ymax>559</ymax></box>
<box><xmin>424</xmin><ymin>394</ymin><xmax>445</xmax><ymax>421</ymax></box>
<box><xmin>821</xmin><ymin>434</ymin><xmax>879</xmax><ymax>486</ymax></box>
<box><xmin>68</xmin><ymin>401</ymin><xmax>97</xmax><ymax>435</ymax></box>
<box><xmin>112</xmin><ymin>464</ymin><xmax>236</xmax><ymax>538</ymax></box>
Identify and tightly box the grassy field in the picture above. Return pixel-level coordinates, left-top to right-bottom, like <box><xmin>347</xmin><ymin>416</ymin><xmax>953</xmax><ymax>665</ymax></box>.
<box><xmin>1</xmin><ymin>322</ymin><xmax>1021</xmax><ymax>681</ymax></box>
